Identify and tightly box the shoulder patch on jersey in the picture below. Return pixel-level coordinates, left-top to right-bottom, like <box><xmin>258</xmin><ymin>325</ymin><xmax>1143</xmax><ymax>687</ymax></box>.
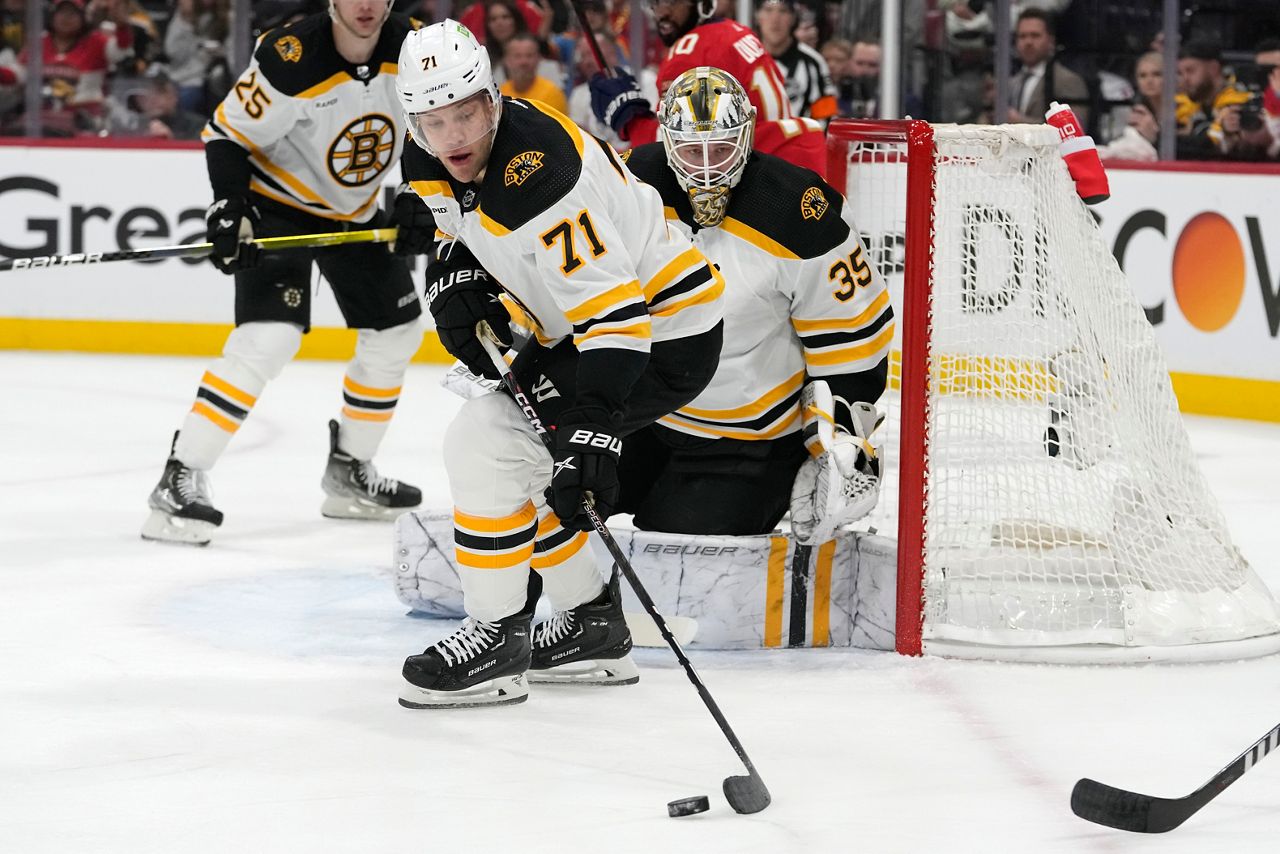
<box><xmin>477</xmin><ymin>100</ymin><xmax>582</xmax><ymax>232</ymax></box>
<box><xmin>725</xmin><ymin>153</ymin><xmax>848</xmax><ymax>259</ymax></box>
<box><xmin>620</xmin><ymin>149</ymin><xmax>633</xmax><ymax>162</ymax></box>
<box><xmin>504</xmin><ymin>151</ymin><xmax>545</xmax><ymax>187</ymax></box>
<box><xmin>800</xmin><ymin>186</ymin><xmax>829</xmax><ymax>221</ymax></box>
<box><xmin>274</xmin><ymin>34</ymin><xmax>303</xmax><ymax>63</ymax></box>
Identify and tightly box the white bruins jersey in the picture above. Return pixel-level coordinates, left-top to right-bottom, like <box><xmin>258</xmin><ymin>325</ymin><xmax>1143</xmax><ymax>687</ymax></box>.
<box><xmin>203</xmin><ymin>13</ymin><xmax>419</xmax><ymax>221</ymax></box>
<box><xmin>623</xmin><ymin>145</ymin><xmax>894</xmax><ymax>441</ymax></box>
<box><xmin>404</xmin><ymin>99</ymin><xmax>723</xmax><ymax>359</ymax></box>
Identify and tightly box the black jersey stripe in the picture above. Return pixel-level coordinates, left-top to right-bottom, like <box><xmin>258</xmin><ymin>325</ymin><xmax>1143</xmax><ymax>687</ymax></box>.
<box><xmin>196</xmin><ymin>387</ymin><xmax>249</xmax><ymax>421</ymax></box>
<box><xmin>572</xmin><ymin>301</ymin><xmax>650</xmax><ymax>336</ymax></box>
<box><xmin>797</xmin><ymin>307</ymin><xmax>895</xmax><ymax>350</ymax></box>
<box><xmin>593</xmin><ymin>135</ymin><xmax>627</xmax><ymax>183</ymax></box>
<box><xmin>676</xmin><ymin>388</ymin><xmax>803</xmax><ymax>432</ymax></box>
<box><xmin>454</xmin><ymin>523</ymin><xmax>540</xmax><ymax>553</ymax></box>
<box><xmin>648</xmin><ymin>264</ymin><xmax>713</xmax><ymax>310</ymax></box>
<box><xmin>533</xmin><ymin>525</ymin><xmax>579</xmax><ymax>552</ymax></box>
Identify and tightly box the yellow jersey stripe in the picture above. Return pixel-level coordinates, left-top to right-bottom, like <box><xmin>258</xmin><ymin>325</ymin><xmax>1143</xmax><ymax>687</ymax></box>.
<box><xmin>792</xmin><ymin>289</ymin><xmax>893</xmax><ymax>333</ymax></box>
<box><xmin>341</xmin><ymin>406</ymin><xmax>394</xmax><ymax>422</ymax></box>
<box><xmin>412</xmin><ymin>179</ymin><xmax>454</xmax><ymax>199</ymax></box>
<box><xmin>678</xmin><ymin>370</ymin><xmax>804</xmax><ymax>420</ymax></box>
<box><xmin>803</xmin><ymin>324</ymin><xmax>895</xmax><ymax>368</ymax></box>
<box><xmin>530</xmin><ymin>533</ymin><xmax>589</xmax><ymax>569</ymax></box>
<box><xmin>565</xmin><ymin>280</ymin><xmax>643</xmax><ymax>325</ymax></box>
<box><xmin>643</xmin><ymin>246</ymin><xmax>705</xmax><ymax>301</ymax></box>
<box><xmin>297</xmin><ymin>71</ymin><xmax>352</xmax><ymax>100</ymax></box>
<box><xmin>720</xmin><ymin>217</ymin><xmax>800</xmax><ymax>260</ymax></box>
<box><xmin>454</xmin><ymin>502</ymin><xmax>538</xmax><ymax>534</ymax></box>
<box><xmin>456</xmin><ymin>544</ymin><xmax>536</xmax><ymax>569</ymax></box>
<box><xmin>201</xmin><ymin>371</ymin><xmax>257</xmax><ymax>407</ymax></box>
<box><xmin>191</xmin><ymin>401</ymin><xmax>239</xmax><ymax>433</ymax></box>
<box><xmin>343</xmin><ymin>376</ymin><xmax>402</xmax><ymax>399</ymax></box>
<box><xmin>660</xmin><ymin>409</ymin><xmax>800</xmax><ymax>440</ymax></box>
<box><xmin>527</xmin><ymin>99</ymin><xmax>585</xmax><ymax>159</ymax></box>
<box><xmin>574</xmin><ymin>318</ymin><xmax>652</xmax><ymax>345</ymax></box>
<box><xmin>648</xmin><ymin>273</ymin><xmax>723</xmax><ymax>319</ymax></box>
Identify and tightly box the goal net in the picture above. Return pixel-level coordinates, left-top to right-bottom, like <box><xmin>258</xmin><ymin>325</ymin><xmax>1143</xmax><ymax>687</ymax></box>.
<box><xmin>827</xmin><ymin>119</ymin><xmax>1280</xmax><ymax>662</ymax></box>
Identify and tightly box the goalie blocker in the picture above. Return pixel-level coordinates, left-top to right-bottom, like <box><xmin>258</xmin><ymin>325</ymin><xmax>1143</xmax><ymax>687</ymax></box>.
<box><xmin>393</xmin><ymin>510</ymin><xmax>897</xmax><ymax>651</ymax></box>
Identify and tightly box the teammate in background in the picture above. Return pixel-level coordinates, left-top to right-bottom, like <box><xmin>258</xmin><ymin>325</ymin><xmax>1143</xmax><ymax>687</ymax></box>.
<box><xmin>586</xmin><ymin>0</ymin><xmax>827</xmax><ymax>175</ymax></box>
<box><xmin>141</xmin><ymin>0</ymin><xmax>432</xmax><ymax>546</ymax></box>
<box><xmin>393</xmin><ymin>21</ymin><xmax>724</xmax><ymax>708</ymax></box>
<box><xmin>622</xmin><ymin>66</ymin><xmax>890</xmax><ymax>542</ymax></box>
<box><xmin>754</xmin><ymin>0</ymin><xmax>838</xmax><ymax>122</ymax></box>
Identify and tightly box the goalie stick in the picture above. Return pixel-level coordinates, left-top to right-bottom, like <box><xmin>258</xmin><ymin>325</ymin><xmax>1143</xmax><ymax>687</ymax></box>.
<box><xmin>0</xmin><ymin>228</ymin><xmax>397</xmax><ymax>272</ymax></box>
<box><xmin>1071</xmin><ymin>721</ymin><xmax>1280</xmax><ymax>833</ymax></box>
<box><xmin>478</xmin><ymin>327</ymin><xmax>771</xmax><ymax>815</ymax></box>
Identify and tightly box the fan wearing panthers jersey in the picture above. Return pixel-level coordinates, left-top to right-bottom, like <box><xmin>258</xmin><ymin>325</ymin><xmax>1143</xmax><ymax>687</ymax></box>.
<box><xmin>621</xmin><ymin>66</ymin><xmax>892</xmax><ymax>540</ymax></box>
<box><xmin>586</xmin><ymin>0</ymin><xmax>827</xmax><ymax>175</ymax></box>
<box><xmin>393</xmin><ymin>21</ymin><xmax>725</xmax><ymax>708</ymax></box>
<box><xmin>141</xmin><ymin>0</ymin><xmax>433</xmax><ymax>547</ymax></box>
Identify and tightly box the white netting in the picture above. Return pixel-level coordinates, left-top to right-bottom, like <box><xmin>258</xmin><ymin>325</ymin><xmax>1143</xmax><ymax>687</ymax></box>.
<box><xmin>838</xmin><ymin>122</ymin><xmax>1280</xmax><ymax>661</ymax></box>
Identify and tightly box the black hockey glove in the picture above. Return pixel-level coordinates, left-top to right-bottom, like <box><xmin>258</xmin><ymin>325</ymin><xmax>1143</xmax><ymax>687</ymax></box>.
<box><xmin>546</xmin><ymin>408</ymin><xmax>622</xmax><ymax>531</ymax></box>
<box><xmin>588</xmin><ymin>69</ymin><xmax>652</xmax><ymax>138</ymax></box>
<box><xmin>205</xmin><ymin>196</ymin><xmax>261</xmax><ymax>274</ymax></box>
<box><xmin>426</xmin><ymin>244</ymin><xmax>512</xmax><ymax>380</ymax></box>
<box><xmin>390</xmin><ymin>184</ymin><xmax>435</xmax><ymax>257</ymax></box>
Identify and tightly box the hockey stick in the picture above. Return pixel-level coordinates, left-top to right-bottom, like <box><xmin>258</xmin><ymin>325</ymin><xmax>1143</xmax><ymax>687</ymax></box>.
<box><xmin>0</xmin><ymin>228</ymin><xmax>397</xmax><ymax>272</ymax></box>
<box><xmin>478</xmin><ymin>328</ymin><xmax>771</xmax><ymax>815</ymax></box>
<box><xmin>1071</xmin><ymin>721</ymin><xmax>1280</xmax><ymax>833</ymax></box>
<box><xmin>567</xmin><ymin>0</ymin><xmax>610</xmax><ymax>77</ymax></box>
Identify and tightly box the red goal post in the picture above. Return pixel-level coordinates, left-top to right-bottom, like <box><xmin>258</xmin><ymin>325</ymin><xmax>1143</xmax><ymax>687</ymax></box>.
<box><xmin>824</xmin><ymin>119</ymin><xmax>1280</xmax><ymax>662</ymax></box>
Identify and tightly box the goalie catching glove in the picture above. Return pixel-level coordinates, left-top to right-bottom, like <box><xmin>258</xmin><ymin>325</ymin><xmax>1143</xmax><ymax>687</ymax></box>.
<box><xmin>789</xmin><ymin>380</ymin><xmax>884</xmax><ymax>546</ymax></box>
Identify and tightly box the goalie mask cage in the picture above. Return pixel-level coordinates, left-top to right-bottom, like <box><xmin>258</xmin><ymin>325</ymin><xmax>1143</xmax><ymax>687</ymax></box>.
<box><xmin>826</xmin><ymin>119</ymin><xmax>1280</xmax><ymax>662</ymax></box>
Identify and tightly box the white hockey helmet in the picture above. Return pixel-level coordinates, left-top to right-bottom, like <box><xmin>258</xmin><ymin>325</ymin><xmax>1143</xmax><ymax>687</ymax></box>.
<box><xmin>657</xmin><ymin>67</ymin><xmax>756</xmax><ymax>228</ymax></box>
<box><xmin>396</xmin><ymin>19</ymin><xmax>502</xmax><ymax>156</ymax></box>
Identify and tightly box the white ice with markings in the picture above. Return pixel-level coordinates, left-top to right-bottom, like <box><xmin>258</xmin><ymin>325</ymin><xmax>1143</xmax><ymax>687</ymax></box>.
<box><xmin>3</xmin><ymin>351</ymin><xmax>1280</xmax><ymax>853</ymax></box>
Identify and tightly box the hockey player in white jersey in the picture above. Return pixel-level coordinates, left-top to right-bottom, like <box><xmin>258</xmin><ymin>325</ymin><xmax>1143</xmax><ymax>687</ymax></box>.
<box><xmin>392</xmin><ymin>21</ymin><xmax>725</xmax><ymax>708</ymax></box>
<box><xmin>142</xmin><ymin>0</ymin><xmax>434</xmax><ymax>546</ymax></box>
<box><xmin>620</xmin><ymin>66</ymin><xmax>892</xmax><ymax>543</ymax></box>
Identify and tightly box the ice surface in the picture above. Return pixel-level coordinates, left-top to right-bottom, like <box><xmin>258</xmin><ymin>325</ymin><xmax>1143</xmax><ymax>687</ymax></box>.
<box><xmin>3</xmin><ymin>351</ymin><xmax>1280</xmax><ymax>853</ymax></box>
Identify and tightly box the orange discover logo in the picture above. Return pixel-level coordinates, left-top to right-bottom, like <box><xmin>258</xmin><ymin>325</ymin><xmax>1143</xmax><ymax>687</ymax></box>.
<box><xmin>1171</xmin><ymin>212</ymin><xmax>1247</xmax><ymax>332</ymax></box>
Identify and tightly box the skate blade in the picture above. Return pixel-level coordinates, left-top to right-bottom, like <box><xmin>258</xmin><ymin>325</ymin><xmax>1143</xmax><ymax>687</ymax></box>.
<box><xmin>529</xmin><ymin>654</ymin><xmax>639</xmax><ymax>686</ymax></box>
<box><xmin>320</xmin><ymin>495</ymin><xmax>412</xmax><ymax>521</ymax></box>
<box><xmin>140</xmin><ymin>509</ymin><xmax>215</xmax><ymax>546</ymax></box>
<box><xmin>397</xmin><ymin>673</ymin><xmax>529</xmax><ymax>709</ymax></box>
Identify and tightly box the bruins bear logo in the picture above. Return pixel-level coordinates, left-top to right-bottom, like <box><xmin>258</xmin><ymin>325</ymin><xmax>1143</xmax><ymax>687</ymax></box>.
<box><xmin>275</xmin><ymin>35</ymin><xmax>303</xmax><ymax>63</ymax></box>
<box><xmin>328</xmin><ymin>114</ymin><xmax>396</xmax><ymax>187</ymax></box>
<box><xmin>504</xmin><ymin>151</ymin><xmax>545</xmax><ymax>187</ymax></box>
<box><xmin>800</xmin><ymin>187</ymin><xmax>829</xmax><ymax>221</ymax></box>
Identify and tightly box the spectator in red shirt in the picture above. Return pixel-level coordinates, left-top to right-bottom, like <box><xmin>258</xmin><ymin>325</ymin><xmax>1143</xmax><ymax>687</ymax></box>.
<box><xmin>19</xmin><ymin>0</ymin><xmax>133</xmax><ymax>134</ymax></box>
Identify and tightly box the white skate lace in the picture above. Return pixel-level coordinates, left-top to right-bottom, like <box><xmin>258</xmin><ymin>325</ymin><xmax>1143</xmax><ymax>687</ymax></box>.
<box><xmin>354</xmin><ymin>461</ymin><xmax>398</xmax><ymax>496</ymax></box>
<box><xmin>437</xmin><ymin>618</ymin><xmax>499</xmax><ymax>666</ymax></box>
<box><xmin>174</xmin><ymin>467</ymin><xmax>211</xmax><ymax>504</ymax></box>
<box><xmin>532</xmin><ymin>611</ymin><xmax>576</xmax><ymax>648</ymax></box>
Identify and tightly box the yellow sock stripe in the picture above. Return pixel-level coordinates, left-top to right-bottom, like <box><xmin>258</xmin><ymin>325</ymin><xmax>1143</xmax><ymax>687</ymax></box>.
<box><xmin>342</xmin><ymin>375</ymin><xmax>402</xmax><ymax>399</ymax></box>
<box><xmin>454</xmin><ymin>502</ymin><xmax>539</xmax><ymax>535</ymax></box>
<box><xmin>341</xmin><ymin>406</ymin><xmax>394</xmax><ymax>422</ymax></box>
<box><xmin>455</xmin><ymin>544</ymin><xmax>536</xmax><ymax>569</ymax></box>
<box><xmin>530</xmin><ymin>532</ymin><xmax>589</xmax><ymax>569</ymax></box>
<box><xmin>763</xmin><ymin>536</ymin><xmax>788</xmax><ymax>648</ymax></box>
<box><xmin>201</xmin><ymin>371</ymin><xmax>257</xmax><ymax>407</ymax></box>
<box><xmin>191</xmin><ymin>401</ymin><xmax>239</xmax><ymax>433</ymax></box>
<box><xmin>812</xmin><ymin>540</ymin><xmax>836</xmax><ymax>647</ymax></box>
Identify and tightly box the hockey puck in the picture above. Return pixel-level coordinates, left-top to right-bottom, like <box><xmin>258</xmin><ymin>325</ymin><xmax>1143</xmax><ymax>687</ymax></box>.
<box><xmin>667</xmin><ymin>795</ymin><xmax>710</xmax><ymax>817</ymax></box>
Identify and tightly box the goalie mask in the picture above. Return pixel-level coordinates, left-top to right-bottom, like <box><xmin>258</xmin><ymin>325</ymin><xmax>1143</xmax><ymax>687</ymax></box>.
<box><xmin>658</xmin><ymin>67</ymin><xmax>755</xmax><ymax>228</ymax></box>
<box><xmin>396</xmin><ymin>20</ymin><xmax>502</xmax><ymax>158</ymax></box>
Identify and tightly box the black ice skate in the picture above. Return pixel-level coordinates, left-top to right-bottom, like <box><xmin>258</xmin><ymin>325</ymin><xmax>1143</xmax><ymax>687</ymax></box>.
<box><xmin>320</xmin><ymin>419</ymin><xmax>422</xmax><ymax>520</ymax></box>
<box><xmin>399</xmin><ymin>611</ymin><xmax>533</xmax><ymax>709</ymax></box>
<box><xmin>529</xmin><ymin>570</ymin><xmax>639</xmax><ymax>686</ymax></box>
<box><xmin>140</xmin><ymin>433</ymin><xmax>224</xmax><ymax>546</ymax></box>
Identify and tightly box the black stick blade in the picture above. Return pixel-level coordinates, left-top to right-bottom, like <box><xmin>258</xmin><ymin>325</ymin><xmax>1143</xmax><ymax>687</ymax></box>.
<box><xmin>723</xmin><ymin>774</ymin><xmax>771</xmax><ymax>814</ymax></box>
<box><xmin>1071</xmin><ymin>778</ymin><xmax>1187</xmax><ymax>833</ymax></box>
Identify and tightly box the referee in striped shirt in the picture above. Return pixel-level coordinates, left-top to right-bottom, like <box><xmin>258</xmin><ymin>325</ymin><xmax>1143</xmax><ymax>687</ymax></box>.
<box><xmin>755</xmin><ymin>0</ymin><xmax>839</xmax><ymax>122</ymax></box>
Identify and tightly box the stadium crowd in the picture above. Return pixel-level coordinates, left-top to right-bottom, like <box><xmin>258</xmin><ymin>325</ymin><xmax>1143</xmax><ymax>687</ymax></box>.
<box><xmin>0</xmin><ymin>0</ymin><xmax>1276</xmax><ymax>161</ymax></box>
